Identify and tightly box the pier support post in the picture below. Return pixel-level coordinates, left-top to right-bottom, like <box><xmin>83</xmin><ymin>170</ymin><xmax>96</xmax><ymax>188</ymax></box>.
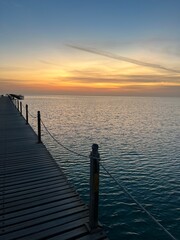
<box><xmin>26</xmin><ymin>104</ymin><xmax>29</xmax><ymax>125</ymax></box>
<box><xmin>20</xmin><ymin>102</ymin><xmax>22</xmax><ymax>115</ymax></box>
<box><xmin>89</xmin><ymin>143</ymin><xmax>100</xmax><ymax>231</ymax></box>
<box><xmin>37</xmin><ymin>111</ymin><xmax>41</xmax><ymax>143</ymax></box>
<box><xmin>17</xmin><ymin>100</ymin><xmax>19</xmax><ymax>111</ymax></box>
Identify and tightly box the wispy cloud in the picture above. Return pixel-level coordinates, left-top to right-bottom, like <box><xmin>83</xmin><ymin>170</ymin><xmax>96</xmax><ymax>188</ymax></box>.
<box><xmin>55</xmin><ymin>74</ymin><xmax>180</xmax><ymax>85</ymax></box>
<box><xmin>39</xmin><ymin>60</ymin><xmax>61</xmax><ymax>67</ymax></box>
<box><xmin>67</xmin><ymin>44</ymin><xmax>180</xmax><ymax>73</ymax></box>
<box><xmin>0</xmin><ymin>66</ymin><xmax>34</xmax><ymax>71</ymax></box>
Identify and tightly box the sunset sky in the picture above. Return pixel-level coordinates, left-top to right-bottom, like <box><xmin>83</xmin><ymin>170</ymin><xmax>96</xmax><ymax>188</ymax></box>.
<box><xmin>1</xmin><ymin>0</ymin><xmax>180</xmax><ymax>96</ymax></box>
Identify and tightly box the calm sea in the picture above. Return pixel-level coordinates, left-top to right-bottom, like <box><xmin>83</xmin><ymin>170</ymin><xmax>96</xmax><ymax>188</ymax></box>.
<box><xmin>23</xmin><ymin>95</ymin><xmax>180</xmax><ymax>240</ymax></box>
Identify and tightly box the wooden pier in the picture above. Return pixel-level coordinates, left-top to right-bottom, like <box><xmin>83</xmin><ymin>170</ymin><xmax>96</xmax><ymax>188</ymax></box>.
<box><xmin>0</xmin><ymin>96</ymin><xmax>108</xmax><ymax>240</ymax></box>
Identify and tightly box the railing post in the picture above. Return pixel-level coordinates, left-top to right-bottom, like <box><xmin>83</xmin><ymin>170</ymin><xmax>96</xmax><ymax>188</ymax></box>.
<box><xmin>37</xmin><ymin>111</ymin><xmax>41</xmax><ymax>143</ymax></box>
<box><xmin>15</xmin><ymin>99</ymin><xmax>16</xmax><ymax>107</ymax></box>
<box><xmin>20</xmin><ymin>102</ymin><xmax>22</xmax><ymax>115</ymax></box>
<box><xmin>17</xmin><ymin>100</ymin><xmax>19</xmax><ymax>111</ymax></box>
<box><xmin>26</xmin><ymin>104</ymin><xmax>29</xmax><ymax>125</ymax></box>
<box><xmin>89</xmin><ymin>143</ymin><xmax>100</xmax><ymax>231</ymax></box>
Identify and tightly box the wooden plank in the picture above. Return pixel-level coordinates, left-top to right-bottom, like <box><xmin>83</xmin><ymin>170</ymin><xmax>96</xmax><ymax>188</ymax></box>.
<box><xmin>0</xmin><ymin>165</ymin><xmax>61</xmax><ymax>177</ymax></box>
<box><xmin>2</xmin><ymin>192</ymin><xmax>79</xmax><ymax>214</ymax></box>
<box><xmin>3</xmin><ymin>184</ymin><xmax>71</xmax><ymax>203</ymax></box>
<box><xmin>1</xmin><ymin>173</ymin><xmax>62</xmax><ymax>187</ymax></box>
<box><xmin>0</xmin><ymin>217</ymin><xmax>89</xmax><ymax>240</ymax></box>
<box><xmin>3</xmin><ymin>180</ymin><xmax>68</xmax><ymax>198</ymax></box>
<box><xmin>1</xmin><ymin>169</ymin><xmax>62</xmax><ymax>182</ymax></box>
<box><xmin>0</xmin><ymin>177</ymin><xmax>66</xmax><ymax>192</ymax></box>
<box><xmin>1</xmin><ymin>195</ymin><xmax>82</xmax><ymax>220</ymax></box>
<box><xmin>47</xmin><ymin>225</ymin><xmax>89</xmax><ymax>240</ymax></box>
<box><xmin>2</xmin><ymin>188</ymin><xmax>72</xmax><ymax>208</ymax></box>
<box><xmin>2</xmin><ymin>199</ymin><xmax>85</xmax><ymax>226</ymax></box>
<box><xmin>0</xmin><ymin>160</ymin><xmax>58</xmax><ymax>171</ymax></box>
<box><xmin>1</xmin><ymin>178</ymin><xmax>67</xmax><ymax>193</ymax></box>
<box><xmin>4</xmin><ymin>188</ymin><xmax>75</xmax><ymax>208</ymax></box>
<box><xmin>3</xmin><ymin>205</ymin><xmax>88</xmax><ymax>235</ymax></box>
<box><xmin>78</xmin><ymin>231</ymin><xmax>109</xmax><ymax>240</ymax></box>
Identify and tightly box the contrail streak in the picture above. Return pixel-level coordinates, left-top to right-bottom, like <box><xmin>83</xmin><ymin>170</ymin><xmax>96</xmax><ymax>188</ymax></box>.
<box><xmin>67</xmin><ymin>44</ymin><xmax>180</xmax><ymax>73</ymax></box>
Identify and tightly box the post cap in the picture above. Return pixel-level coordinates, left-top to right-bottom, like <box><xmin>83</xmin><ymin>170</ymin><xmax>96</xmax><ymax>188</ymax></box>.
<box><xmin>92</xmin><ymin>143</ymin><xmax>99</xmax><ymax>152</ymax></box>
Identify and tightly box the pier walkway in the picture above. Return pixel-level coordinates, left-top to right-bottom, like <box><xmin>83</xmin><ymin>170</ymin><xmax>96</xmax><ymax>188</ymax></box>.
<box><xmin>0</xmin><ymin>96</ymin><xmax>108</xmax><ymax>240</ymax></box>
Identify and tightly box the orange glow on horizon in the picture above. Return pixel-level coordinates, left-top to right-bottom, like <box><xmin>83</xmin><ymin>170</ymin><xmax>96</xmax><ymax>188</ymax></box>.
<box><xmin>1</xmin><ymin>56</ymin><xmax>180</xmax><ymax>96</ymax></box>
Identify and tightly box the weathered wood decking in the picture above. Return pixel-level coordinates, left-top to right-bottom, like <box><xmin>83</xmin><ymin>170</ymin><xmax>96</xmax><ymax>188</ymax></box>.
<box><xmin>0</xmin><ymin>96</ymin><xmax>108</xmax><ymax>240</ymax></box>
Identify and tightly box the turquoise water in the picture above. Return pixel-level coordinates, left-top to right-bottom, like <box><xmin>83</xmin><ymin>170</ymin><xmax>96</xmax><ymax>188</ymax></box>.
<box><xmin>23</xmin><ymin>96</ymin><xmax>180</xmax><ymax>240</ymax></box>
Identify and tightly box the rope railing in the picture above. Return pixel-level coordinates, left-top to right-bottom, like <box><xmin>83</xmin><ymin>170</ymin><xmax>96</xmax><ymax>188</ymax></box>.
<box><xmin>100</xmin><ymin>162</ymin><xmax>177</xmax><ymax>240</ymax></box>
<box><xmin>28</xmin><ymin>111</ymin><xmax>37</xmax><ymax>119</ymax></box>
<box><xmin>9</xmin><ymin>96</ymin><xmax>37</xmax><ymax>120</ymax></box>
<box><xmin>21</xmin><ymin>102</ymin><xmax>37</xmax><ymax>119</ymax></box>
<box><xmin>41</xmin><ymin>119</ymin><xmax>90</xmax><ymax>159</ymax></box>
<box><xmin>39</xmin><ymin>116</ymin><xmax>177</xmax><ymax>240</ymax></box>
<box><xmin>10</xmin><ymin>98</ymin><xmax>177</xmax><ymax>240</ymax></box>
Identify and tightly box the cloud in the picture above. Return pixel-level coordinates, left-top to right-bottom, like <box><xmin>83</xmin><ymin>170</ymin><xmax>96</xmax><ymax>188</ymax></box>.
<box><xmin>0</xmin><ymin>79</ymin><xmax>16</xmax><ymax>83</ymax></box>
<box><xmin>39</xmin><ymin>60</ymin><xmax>61</xmax><ymax>67</ymax></box>
<box><xmin>55</xmin><ymin>74</ymin><xmax>180</xmax><ymax>85</ymax></box>
<box><xmin>0</xmin><ymin>66</ymin><xmax>34</xmax><ymax>71</ymax></box>
<box><xmin>67</xmin><ymin>44</ymin><xmax>180</xmax><ymax>73</ymax></box>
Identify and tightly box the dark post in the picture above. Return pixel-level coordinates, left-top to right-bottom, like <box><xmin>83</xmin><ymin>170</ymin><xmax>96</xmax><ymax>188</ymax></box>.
<box><xmin>15</xmin><ymin>99</ymin><xmax>17</xmax><ymax>108</ymax></box>
<box><xmin>17</xmin><ymin>100</ymin><xmax>19</xmax><ymax>111</ymax></box>
<box><xmin>37</xmin><ymin>111</ymin><xmax>41</xmax><ymax>143</ymax></box>
<box><xmin>26</xmin><ymin>104</ymin><xmax>29</xmax><ymax>124</ymax></box>
<box><xmin>20</xmin><ymin>102</ymin><xmax>22</xmax><ymax>115</ymax></box>
<box><xmin>89</xmin><ymin>143</ymin><xmax>100</xmax><ymax>231</ymax></box>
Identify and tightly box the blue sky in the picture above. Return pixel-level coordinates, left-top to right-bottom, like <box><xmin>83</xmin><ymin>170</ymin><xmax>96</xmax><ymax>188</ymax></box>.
<box><xmin>1</xmin><ymin>0</ymin><xmax>180</xmax><ymax>96</ymax></box>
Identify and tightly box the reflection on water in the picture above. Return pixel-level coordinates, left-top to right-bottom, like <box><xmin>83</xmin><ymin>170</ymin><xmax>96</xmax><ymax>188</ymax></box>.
<box><xmin>24</xmin><ymin>95</ymin><xmax>180</xmax><ymax>240</ymax></box>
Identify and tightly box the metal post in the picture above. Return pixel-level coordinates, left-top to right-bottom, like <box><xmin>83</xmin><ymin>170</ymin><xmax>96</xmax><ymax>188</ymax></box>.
<box><xmin>89</xmin><ymin>143</ymin><xmax>100</xmax><ymax>231</ymax></box>
<box><xmin>20</xmin><ymin>102</ymin><xmax>22</xmax><ymax>115</ymax></box>
<box><xmin>26</xmin><ymin>104</ymin><xmax>29</xmax><ymax>124</ymax></box>
<box><xmin>37</xmin><ymin>111</ymin><xmax>41</xmax><ymax>143</ymax></box>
